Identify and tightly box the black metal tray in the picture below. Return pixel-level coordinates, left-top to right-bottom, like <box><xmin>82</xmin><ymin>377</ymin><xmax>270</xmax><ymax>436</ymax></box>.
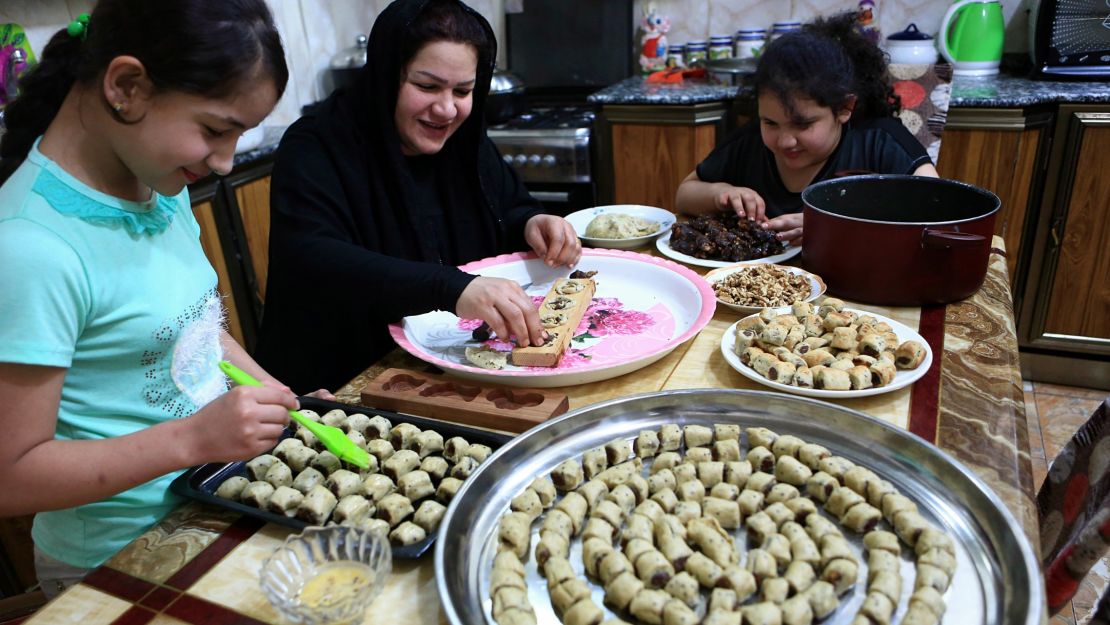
<box><xmin>170</xmin><ymin>396</ymin><xmax>512</xmax><ymax>558</ymax></box>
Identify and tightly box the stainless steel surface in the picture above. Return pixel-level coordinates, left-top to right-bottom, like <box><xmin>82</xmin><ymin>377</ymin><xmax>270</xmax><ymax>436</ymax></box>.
<box><xmin>705</xmin><ymin>57</ymin><xmax>757</xmax><ymax>86</ymax></box>
<box><xmin>436</xmin><ymin>389</ymin><xmax>1043</xmax><ymax>625</ymax></box>
<box><xmin>488</xmin><ymin>128</ymin><xmax>591</xmax><ymax>184</ymax></box>
<box><xmin>490</xmin><ymin>69</ymin><xmax>526</xmax><ymax>95</ymax></box>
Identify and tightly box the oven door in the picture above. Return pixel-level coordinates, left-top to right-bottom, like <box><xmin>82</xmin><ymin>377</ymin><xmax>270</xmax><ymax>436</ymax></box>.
<box><xmin>525</xmin><ymin>182</ymin><xmax>596</xmax><ymax>217</ymax></box>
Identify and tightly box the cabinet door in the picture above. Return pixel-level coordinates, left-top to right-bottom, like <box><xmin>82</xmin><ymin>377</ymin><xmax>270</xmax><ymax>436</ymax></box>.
<box><xmin>234</xmin><ymin>176</ymin><xmax>271</xmax><ymax>304</ymax></box>
<box><xmin>611</xmin><ymin>123</ymin><xmax>716</xmax><ymax>209</ymax></box>
<box><xmin>192</xmin><ymin>200</ymin><xmax>247</xmax><ymax>346</ymax></box>
<box><xmin>1024</xmin><ymin>106</ymin><xmax>1110</xmax><ymax>358</ymax></box>
<box><xmin>936</xmin><ymin>110</ymin><xmax>1049</xmax><ymax>284</ymax></box>
<box><xmin>600</xmin><ymin>103</ymin><xmax>727</xmax><ymax>209</ymax></box>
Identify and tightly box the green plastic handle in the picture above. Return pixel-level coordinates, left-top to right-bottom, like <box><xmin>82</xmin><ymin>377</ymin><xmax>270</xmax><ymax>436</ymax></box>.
<box><xmin>217</xmin><ymin>361</ymin><xmax>312</xmax><ymax>430</ymax></box>
<box><xmin>218</xmin><ymin>361</ymin><xmax>371</xmax><ymax>470</ymax></box>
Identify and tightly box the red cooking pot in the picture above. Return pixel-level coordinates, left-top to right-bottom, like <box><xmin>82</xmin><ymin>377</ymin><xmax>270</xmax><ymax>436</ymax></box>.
<box><xmin>800</xmin><ymin>175</ymin><xmax>1000</xmax><ymax>305</ymax></box>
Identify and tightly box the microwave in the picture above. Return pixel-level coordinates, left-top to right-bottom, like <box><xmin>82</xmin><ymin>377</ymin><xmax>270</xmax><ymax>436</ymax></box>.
<box><xmin>1031</xmin><ymin>0</ymin><xmax>1110</xmax><ymax>77</ymax></box>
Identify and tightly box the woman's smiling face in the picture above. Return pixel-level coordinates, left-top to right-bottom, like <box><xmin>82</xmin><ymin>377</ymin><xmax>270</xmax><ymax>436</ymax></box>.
<box><xmin>394</xmin><ymin>40</ymin><xmax>477</xmax><ymax>156</ymax></box>
<box><xmin>758</xmin><ymin>91</ymin><xmax>854</xmax><ymax>174</ymax></box>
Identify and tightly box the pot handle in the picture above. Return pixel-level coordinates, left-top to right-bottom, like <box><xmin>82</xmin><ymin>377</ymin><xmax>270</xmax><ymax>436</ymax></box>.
<box><xmin>922</xmin><ymin>229</ymin><xmax>986</xmax><ymax>249</ymax></box>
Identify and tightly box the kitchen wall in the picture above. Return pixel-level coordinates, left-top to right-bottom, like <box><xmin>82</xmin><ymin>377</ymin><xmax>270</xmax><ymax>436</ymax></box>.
<box><xmin>1</xmin><ymin>0</ymin><xmax>505</xmax><ymax>127</ymax></box>
<box><xmin>634</xmin><ymin>0</ymin><xmax>1033</xmax><ymax>57</ymax></box>
<box><xmin>3</xmin><ymin>0</ymin><xmax>1030</xmax><ymax>128</ymax></box>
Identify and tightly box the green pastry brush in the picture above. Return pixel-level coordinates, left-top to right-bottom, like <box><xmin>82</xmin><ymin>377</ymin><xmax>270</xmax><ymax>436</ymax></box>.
<box><xmin>218</xmin><ymin>361</ymin><xmax>371</xmax><ymax>470</ymax></box>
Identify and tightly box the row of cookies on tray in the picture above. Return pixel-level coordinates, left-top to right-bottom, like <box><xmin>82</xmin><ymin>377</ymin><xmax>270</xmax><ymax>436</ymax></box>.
<box><xmin>214</xmin><ymin>408</ymin><xmax>491</xmax><ymax>546</ymax></box>
<box><xmin>489</xmin><ymin>423</ymin><xmax>954</xmax><ymax>625</ymax></box>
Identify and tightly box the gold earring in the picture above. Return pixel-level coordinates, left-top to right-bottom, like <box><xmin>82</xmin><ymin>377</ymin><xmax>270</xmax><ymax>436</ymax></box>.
<box><xmin>112</xmin><ymin>102</ymin><xmax>124</xmax><ymax>112</ymax></box>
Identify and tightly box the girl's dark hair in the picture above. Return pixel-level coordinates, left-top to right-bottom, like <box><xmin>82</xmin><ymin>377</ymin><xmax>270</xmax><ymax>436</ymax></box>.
<box><xmin>749</xmin><ymin>11</ymin><xmax>899</xmax><ymax>121</ymax></box>
<box><xmin>398</xmin><ymin>0</ymin><xmax>496</xmax><ymax>77</ymax></box>
<box><xmin>0</xmin><ymin>0</ymin><xmax>288</xmax><ymax>185</ymax></box>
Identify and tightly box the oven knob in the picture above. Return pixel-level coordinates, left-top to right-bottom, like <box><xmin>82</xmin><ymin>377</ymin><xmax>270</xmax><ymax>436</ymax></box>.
<box><xmin>528</xmin><ymin>155</ymin><xmax>541</xmax><ymax>167</ymax></box>
<box><xmin>502</xmin><ymin>154</ymin><xmax>513</xmax><ymax>164</ymax></box>
<box><xmin>542</xmin><ymin>155</ymin><xmax>557</xmax><ymax>168</ymax></box>
<box><xmin>513</xmin><ymin>154</ymin><xmax>527</xmax><ymax>167</ymax></box>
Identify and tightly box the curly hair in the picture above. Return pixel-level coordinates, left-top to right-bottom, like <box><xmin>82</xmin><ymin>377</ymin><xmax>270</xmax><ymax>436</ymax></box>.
<box><xmin>747</xmin><ymin>11</ymin><xmax>899</xmax><ymax>121</ymax></box>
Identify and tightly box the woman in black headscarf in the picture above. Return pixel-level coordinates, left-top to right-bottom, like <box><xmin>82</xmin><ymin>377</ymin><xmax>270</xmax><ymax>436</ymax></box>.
<box><xmin>255</xmin><ymin>0</ymin><xmax>580</xmax><ymax>392</ymax></box>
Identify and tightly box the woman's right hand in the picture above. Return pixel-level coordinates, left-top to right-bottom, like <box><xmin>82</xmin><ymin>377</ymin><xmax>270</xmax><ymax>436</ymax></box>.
<box><xmin>457</xmin><ymin>276</ymin><xmax>544</xmax><ymax>347</ymax></box>
<box><xmin>185</xmin><ymin>385</ymin><xmax>297</xmax><ymax>463</ymax></box>
<box><xmin>716</xmin><ymin>186</ymin><xmax>767</xmax><ymax>222</ymax></box>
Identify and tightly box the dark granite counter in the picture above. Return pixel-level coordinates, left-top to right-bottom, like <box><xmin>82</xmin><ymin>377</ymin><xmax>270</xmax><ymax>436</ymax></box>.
<box><xmin>588</xmin><ymin>70</ymin><xmax>1110</xmax><ymax>109</ymax></box>
<box><xmin>588</xmin><ymin>76</ymin><xmax>739</xmax><ymax>105</ymax></box>
<box><xmin>230</xmin><ymin>125</ymin><xmax>286</xmax><ymax>169</ymax></box>
<box><xmin>950</xmin><ymin>72</ymin><xmax>1110</xmax><ymax>107</ymax></box>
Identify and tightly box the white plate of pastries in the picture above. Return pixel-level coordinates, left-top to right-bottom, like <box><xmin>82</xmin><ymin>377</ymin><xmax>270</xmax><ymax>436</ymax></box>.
<box><xmin>720</xmin><ymin>298</ymin><xmax>932</xmax><ymax>399</ymax></box>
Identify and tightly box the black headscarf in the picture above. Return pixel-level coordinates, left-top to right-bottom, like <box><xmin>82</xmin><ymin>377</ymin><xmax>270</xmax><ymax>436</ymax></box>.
<box><xmin>254</xmin><ymin>0</ymin><xmax>543</xmax><ymax>392</ymax></box>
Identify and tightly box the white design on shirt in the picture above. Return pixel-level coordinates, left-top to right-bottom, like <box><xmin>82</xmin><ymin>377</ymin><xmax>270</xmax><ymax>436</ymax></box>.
<box><xmin>143</xmin><ymin>288</ymin><xmax>229</xmax><ymax>417</ymax></box>
<box><xmin>171</xmin><ymin>292</ymin><xmax>228</xmax><ymax>409</ymax></box>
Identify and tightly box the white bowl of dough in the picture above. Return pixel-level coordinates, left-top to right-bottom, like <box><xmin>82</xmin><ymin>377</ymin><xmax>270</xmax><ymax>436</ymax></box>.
<box><xmin>565</xmin><ymin>204</ymin><xmax>676</xmax><ymax>250</ymax></box>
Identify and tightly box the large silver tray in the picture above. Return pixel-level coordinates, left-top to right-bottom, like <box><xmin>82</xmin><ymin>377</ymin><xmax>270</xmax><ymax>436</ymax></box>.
<box><xmin>435</xmin><ymin>390</ymin><xmax>1042</xmax><ymax>625</ymax></box>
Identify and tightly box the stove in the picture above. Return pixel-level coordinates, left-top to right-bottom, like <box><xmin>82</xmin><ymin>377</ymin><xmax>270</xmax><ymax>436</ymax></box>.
<box><xmin>487</xmin><ymin>104</ymin><xmax>598</xmax><ymax>214</ymax></box>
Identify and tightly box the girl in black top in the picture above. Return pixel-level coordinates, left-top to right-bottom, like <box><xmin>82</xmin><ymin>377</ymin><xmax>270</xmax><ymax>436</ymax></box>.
<box><xmin>675</xmin><ymin>12</ymin><xmax>938</xmax><ymax>245</ymax></box>
<box><xmin>255</xmin><ymin>0</ymin><xmax>580</xmax><ymax>392</ymax></box>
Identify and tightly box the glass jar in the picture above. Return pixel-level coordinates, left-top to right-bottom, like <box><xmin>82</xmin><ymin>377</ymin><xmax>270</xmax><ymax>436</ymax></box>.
<box><xmin>733</xmin><ymin>28</ymin><xmax>766</xmax><ymax>59</ymax></box>
<box><xmin>709</xmin><ymin>35</ymin><xmax>733</xmax><ymax>60</ymax></box>
<box><xmin>769</xmin><ymin>21</ymin><xmax>802</xmax><ymax>43</ymax></box>
<box><xmin>666</xmin><ymin>44</ymin><xmax>685</xmax><ymax>68</ymax></box>
<box><xmin>685</xmin><ymin>40</ymin><xmax>708</xmax><ymax>67</ymax></box>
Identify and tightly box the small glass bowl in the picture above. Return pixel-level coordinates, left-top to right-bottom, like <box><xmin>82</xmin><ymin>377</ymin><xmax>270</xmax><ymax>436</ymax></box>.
<box><xmin>260</xmin><ymin>525</ymin><xmax>391</xmax><ymax>625</ymax></box>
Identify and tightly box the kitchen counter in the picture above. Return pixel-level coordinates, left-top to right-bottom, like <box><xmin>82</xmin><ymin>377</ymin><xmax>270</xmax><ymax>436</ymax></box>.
<box><xmin>588</xmin><ymin>67</ymin><xmax>1110</xmax><ymax>108</ymax></box>
<box><xmin>22</xmin><ymin>237</ymin><xmax>1037</xmax><ymax>625</ymax></box>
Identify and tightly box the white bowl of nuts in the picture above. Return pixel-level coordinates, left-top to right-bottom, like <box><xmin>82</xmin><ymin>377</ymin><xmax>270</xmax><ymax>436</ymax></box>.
<box><xmin>704</xmin><ymin>262</ymin><xmax>826</xmax><ymax>314</ymax></box>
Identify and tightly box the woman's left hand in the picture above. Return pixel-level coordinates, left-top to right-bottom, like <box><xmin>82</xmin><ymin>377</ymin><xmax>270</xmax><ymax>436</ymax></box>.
<box><xmin>525</xmin><ymin>215</ymin><xmax>581</xmax><ymax>268</ymax></box>
<box><xmin>762</xmin><ymin>213</ymin><xmax>804</xmax><ymax>246</ymax></box>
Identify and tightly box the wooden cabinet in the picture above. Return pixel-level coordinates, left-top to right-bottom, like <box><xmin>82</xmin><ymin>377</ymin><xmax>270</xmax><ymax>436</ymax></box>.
<box><xmin>936</xmin><ymin>108</ymin><xmax>1052</xmax><ymax>288</ymax></box>
<box><xmin>187</xmin><ymin>159</ymin><xmax>274</xmax><ymax>352</ymax></box>
<box><xmin>597</xmin><ymin>103</ymin><xmax>729</xmax><ymax>208</ymax></box>
<box><xmin>191</xmin><ymin>197</ymin><xmax>249</xmax><ymax>347</ymax></box>
<box><xmin>1018</xmin><ymin>105</ymin><xmax>1110</xmax><ymax>388</ymax></box>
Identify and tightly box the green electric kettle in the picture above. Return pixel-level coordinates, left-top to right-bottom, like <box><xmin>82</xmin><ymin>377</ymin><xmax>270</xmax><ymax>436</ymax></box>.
<box><xmin>938</xmin><ymin>0</ymin><xmax>1004</xmax><ymax>76</ymax></box>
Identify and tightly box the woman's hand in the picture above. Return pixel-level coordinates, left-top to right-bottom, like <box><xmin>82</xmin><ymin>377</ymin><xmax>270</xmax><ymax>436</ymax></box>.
<box><xmin>525</xmin><ymin>215</ymin><xmax>581</xmax><ymax>268</ymax></box>
<box><xmin>762</xmin><ymin>213</ymin><xmax>804</xmax><ymax>246</ymax></box>
<box><xmin>304</xmin><ymin>389</ymin><xmax>337</xmax><ymax>401</ymax></box>
<box><xmin>185</xmin><ymin>385</ymin><xmax>298</xmax><ymax>463</ymax></box>
<box><xmin>457</xmin><ymin>276</ymin><xmax>545</xmax><ymax>347</ymax></box>
<box><xmin>716</xmin><ymin>186</ymin><xmax>767</xmax><ymax>222</ymax></box>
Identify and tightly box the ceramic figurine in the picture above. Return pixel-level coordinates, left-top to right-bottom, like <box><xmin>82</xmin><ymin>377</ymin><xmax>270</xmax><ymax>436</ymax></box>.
<box><xmin>638</xmin><ymin>4</ymin><xmax>670</xmax><ymax>74</ymax></box>
<box><xmin>0</xmin><ymin>23</ymin><xmax>35</xmax><ymax>107</ymax></box>
<box><xmin>856</xmin><ymin>0</ymin><xmax>881</xmax><ymax>44</ymax></box>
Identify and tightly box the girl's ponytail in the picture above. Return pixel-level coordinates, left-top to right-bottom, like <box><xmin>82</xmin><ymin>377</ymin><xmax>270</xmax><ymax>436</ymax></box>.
<box><xmin>0</xmin><ymin>29</ymin><xmax>82</xmax><ymax>185</ymax></box>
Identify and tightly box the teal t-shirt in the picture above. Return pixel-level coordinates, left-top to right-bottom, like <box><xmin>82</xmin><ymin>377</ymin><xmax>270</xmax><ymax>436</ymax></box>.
<box><xmin>0</xmin><ymin>140</ymin><xmax>229</xmax><ymax>568</ymax></box>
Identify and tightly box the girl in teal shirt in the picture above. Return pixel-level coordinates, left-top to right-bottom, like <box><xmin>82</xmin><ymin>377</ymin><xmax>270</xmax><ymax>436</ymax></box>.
<box><xmin>0</xmin><ymin>0</ymin><xmax>310</xmax><ymax>596</ymax></box>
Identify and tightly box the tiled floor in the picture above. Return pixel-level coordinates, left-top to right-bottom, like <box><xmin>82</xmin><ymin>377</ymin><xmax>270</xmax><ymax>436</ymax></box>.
<box><xmin>1028</xmin><ymin>381</ymin><xmax>1110</xmax><ymax>625</ymax></box>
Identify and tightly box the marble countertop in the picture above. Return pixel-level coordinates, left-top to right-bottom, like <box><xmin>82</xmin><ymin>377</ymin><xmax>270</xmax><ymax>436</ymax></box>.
<box><xmin>588</xmin><ymin>69</ymin><xmax>1110</xmax><ymax>108</ymax></box>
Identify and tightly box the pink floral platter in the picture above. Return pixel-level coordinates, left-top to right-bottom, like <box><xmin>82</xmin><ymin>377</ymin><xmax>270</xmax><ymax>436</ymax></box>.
<box><xmin>388</xmin><ymin>249</ymin><xmax>716</xmax><ymax>388</ymax></box>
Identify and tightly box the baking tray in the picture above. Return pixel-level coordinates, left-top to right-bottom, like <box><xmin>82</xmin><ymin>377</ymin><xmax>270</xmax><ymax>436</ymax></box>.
<box><xmin>435</xmin><ymin>389</ymin><xmax>1043</xmax><ymax>624</ymax></box>
<box><xmin>170</xmin><ymin>396</ymin><xmax>512</xmax><ymax>558</ymax></box>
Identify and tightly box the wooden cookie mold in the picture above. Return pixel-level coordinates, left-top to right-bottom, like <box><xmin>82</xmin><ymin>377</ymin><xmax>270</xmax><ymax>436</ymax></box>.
<box><xmin>512</xmin><ymin>277</ymin><xmax>596</xmax><ymax>368</ymax></box>
<box><xmin>361</xmin><ymin>368</ymin><xmax>569</xmax><ymax>433</ymax></box>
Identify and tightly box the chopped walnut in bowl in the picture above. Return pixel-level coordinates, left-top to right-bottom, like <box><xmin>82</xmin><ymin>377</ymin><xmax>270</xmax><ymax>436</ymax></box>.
<box><xmin>708</xmin><ymin>263</ymin><xmax>823</xmax><ymax>311</ymax></box>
